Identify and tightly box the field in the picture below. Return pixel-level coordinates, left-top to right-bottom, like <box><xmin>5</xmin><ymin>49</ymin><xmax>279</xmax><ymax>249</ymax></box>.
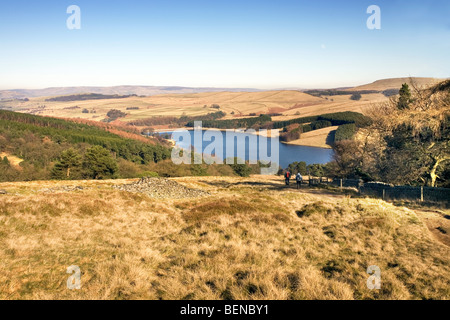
<box><xmin>1</xmin><ymin>91</ymin><xmax>389</xmax><ymax>121</ymax></box>
<box><xmin>1</xmin><ymin>91</ymin><xmax>325</xmax><ymax>120</ymax></box>
<box><xmin>0</xmin><ymin>176</ymin><xmax>449</xmax><ymax>300</ymax></box>
<box><xmin>282</xmin><ymin>126</ymin><xmax>339</xmax><ymax>149</ymax></box>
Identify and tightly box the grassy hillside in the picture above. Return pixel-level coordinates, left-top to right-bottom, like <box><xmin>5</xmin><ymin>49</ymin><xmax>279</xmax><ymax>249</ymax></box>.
<box><xmin>0</xmin><ymin>110</ymin><xmax>172</xmax><ymax>181</ymax></box>
<box><xmin>0</xmin><ymin>175</ymin><xmax>448</xmax><ymax>299</ymax></box>
<box><xmin>281</xmin><ymin>126</ymin><xmax>338</xmax><ymax>149</ymax></box>
<box><xmin>0</xmin><ymin>89</ymin><xmax>382</xmax><ymax>127</ymax></box>
<box><xmin>349</xmin><ymin>77</ymin><xmax>443</xmax><ymax>91</ymax></box>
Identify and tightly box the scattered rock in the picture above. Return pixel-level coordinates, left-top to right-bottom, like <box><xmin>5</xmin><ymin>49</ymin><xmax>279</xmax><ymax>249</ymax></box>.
<box><xmin>113</xmin><ymin>177</ymin><xmax>210</xmax><ymax>199</ymax></box>
<box><xmin>323</xmin><ymin>228</ymin><xmax>336</xmax><ymax>239</ymax></box>
<box><xmin>39</xmin><ymin>186</ymin><xmax>85</xmax><ymax>193</ymax></box>
<box><xmin>0</xmin><ymin>189</ymin><xmax>7</xmax><ymax>195</ymax></box>
<box><xmin>387</xmin><ymin>262</ymin><xmax>399</xmax><ymax>268</ymax></box>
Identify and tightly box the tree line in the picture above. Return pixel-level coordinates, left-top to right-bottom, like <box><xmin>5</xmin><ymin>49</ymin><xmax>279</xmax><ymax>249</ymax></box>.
<box><xmin>128</xmin><ymin>111</ymin><xmax>226</xmax><ymax>127</ymax></box>
<box><xmin>186</xmin><ymin>114</ymin><xmax>271</xmax><ymax>129</ymax></box>
<box><xmin>278</xmin><ymin>112</ymin><xmax>372</xmax><ymax>142</ymax></box>
<box><xmin>45</xmin><ymin>93</ymin><xmax>138</xmax><ymax>102</ymax></box>
<box><xmin>304</xmin><ymin>89</ymin><xmax>378</xmax><ymax>97</ymax></box>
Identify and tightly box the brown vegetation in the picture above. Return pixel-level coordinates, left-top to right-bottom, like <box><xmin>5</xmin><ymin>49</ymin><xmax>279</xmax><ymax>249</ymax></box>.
<box><xmin>60</xmin><ymin>117</ymin><xmax>158</xmax><ymax>145</ymax></box>
<box><xmin>331</xmin><ymin>80</ymin><xmax>450</xmax><ymax>186</ymax></box>
<box><xmin>0</xmin><ymin>176</ymin><xmax>449</xmax><ymax>300</ymax></box>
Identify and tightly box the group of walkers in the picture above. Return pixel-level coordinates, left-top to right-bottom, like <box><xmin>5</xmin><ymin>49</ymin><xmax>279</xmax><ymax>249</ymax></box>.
<box><xmin>284</xmin><ymin>170</ymin><xmax>303</xmax><ymax>189</ymax></box>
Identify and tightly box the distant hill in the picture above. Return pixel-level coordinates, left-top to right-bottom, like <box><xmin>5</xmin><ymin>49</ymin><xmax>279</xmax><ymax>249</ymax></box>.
<box><xmin>348</xmin><ymin>77</ymin><xmax>445</xmax><ymax>91</ymax></box>
<box><xmin>0</xmin><ymin>85</ymin><xmax>261</xmax><ymax>100</ymax></box>
<box><xmin>2</xmin><ymin>77</ymin><xmax>447</xmax><ymax>100</ymax></box>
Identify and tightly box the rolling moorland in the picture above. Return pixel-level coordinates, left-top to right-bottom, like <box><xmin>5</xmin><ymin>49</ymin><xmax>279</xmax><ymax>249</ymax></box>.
<box><xmin>0</xmin><ymin>77</ymin><xmax>443</xmax><ymax>149</ymax></box>
<box><xmin>0</xmin><ymin>176</ymin><xmax>449</xmax><ymax>299</ymax></box>
<box><xmin>0</xmin><ymin>78</ymin><xmax>449</xmax><ymax>300</ymax></box>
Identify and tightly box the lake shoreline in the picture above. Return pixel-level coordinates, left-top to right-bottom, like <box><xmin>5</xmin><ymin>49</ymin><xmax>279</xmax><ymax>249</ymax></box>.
<box><xmin>154</xmin><ymin>127</ymin><xmax>331</xmax><ymax>149</ymax></box>
<box><xmin>280</xmin><ymin>141</ymin><xmax>333</xmax><ymax>149</ymax></box>
<box><xmin>154</xmin><ymin>127</ymin><xmax>279</xmax><ymax>137</ymax></box>
<box><xmin>155</xmin><ymin>128</ymin><xmax>334</xmax><ymax>168</ymax></box>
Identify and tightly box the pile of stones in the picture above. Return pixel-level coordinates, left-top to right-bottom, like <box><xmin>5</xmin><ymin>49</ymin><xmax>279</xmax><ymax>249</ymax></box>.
<box><xmin>114</xmin><ymin>177</ymin><xmax>209</xmax><ymax>199</ymax></box>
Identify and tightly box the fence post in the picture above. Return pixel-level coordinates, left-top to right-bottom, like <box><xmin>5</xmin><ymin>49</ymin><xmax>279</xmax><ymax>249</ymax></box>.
<box><xmin>421</xmin><ymin>186</ymin><xmax>424</xmax><ymax>202</ymax></box>
<box><xmin>340</xmin><ymin>179</ymin><xmax>343</xmax><ymax>189</ymax></box>
<box><xmin>382</xmin><ymin>189</ymin><xmax>385</xmax><ymax>200</ymax></box>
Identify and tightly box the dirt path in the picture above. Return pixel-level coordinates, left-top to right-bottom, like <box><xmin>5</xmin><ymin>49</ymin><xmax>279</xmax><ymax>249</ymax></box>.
<box><xmin>414</xmin><ymin>209</ymin><xmax>450</xmax><ymax>247</ymax></box>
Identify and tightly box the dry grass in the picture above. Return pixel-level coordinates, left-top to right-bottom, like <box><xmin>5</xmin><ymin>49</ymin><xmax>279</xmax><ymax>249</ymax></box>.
<box><xmin>282</xmin><ymin>126</ymin><xmax>339</xmax><ymax>149</ymax></box>
<box><xmin>350</xmin><ymin>77</ymin><xmax>443</xmax><ymax>91</ymax></box>
<box><xmin>0</xmin><ymin>152</ymin><xmax>24</xmax><ymax>167</ymax></box>
<box><xmin>6</xmin><ymin>90</ymin><xmax>387</xmax><ymax>125</ymax></box>
<box><xmin>0</xmin><ymin>176</ymin><xmax>449</xmax><ymax>300</ymax></box>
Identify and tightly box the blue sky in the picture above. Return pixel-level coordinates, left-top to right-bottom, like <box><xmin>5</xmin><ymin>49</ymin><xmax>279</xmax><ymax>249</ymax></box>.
<box><xmin>0</xmin><ymin>0</ymin><xmax>449</xmax><ymax>89</ymax></box>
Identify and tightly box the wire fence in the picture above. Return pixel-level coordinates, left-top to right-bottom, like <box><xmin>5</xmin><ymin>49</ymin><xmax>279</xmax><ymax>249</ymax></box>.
<box><xmin>305</xmin><ymin>177</ymin><xmax>450</xmax><ymax>205</ymax></box>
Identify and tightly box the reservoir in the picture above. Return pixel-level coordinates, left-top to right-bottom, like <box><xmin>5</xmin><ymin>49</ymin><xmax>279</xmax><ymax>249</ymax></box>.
<box><xmin>161</xmin><ymin>130</ymin><xmax>334</xmax><ymax>169</ymax></box>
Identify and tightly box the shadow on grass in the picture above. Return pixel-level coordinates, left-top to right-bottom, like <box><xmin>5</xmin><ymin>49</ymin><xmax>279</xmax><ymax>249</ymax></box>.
<box><xmin>198</xmin><ymin>179</ymin><xmax>358</xmax><ymax>199</ymax></box>
<box><xmin>325</xmin><ymin>129</ymin><xmax>337</xmax><ymax>147</ymax></box>
<box><xmin>199</xmin><ymin>179</ymin><xmax>284</xmax><ymax>190</ymax></box>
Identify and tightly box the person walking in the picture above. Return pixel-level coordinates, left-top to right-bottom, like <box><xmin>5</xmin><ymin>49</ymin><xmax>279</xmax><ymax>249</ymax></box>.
<box><xmin>284</xmin><ymin>170</ymin><xmax>291</xmax><ymax>186</ymax></box>
<box><xmin>296</xmin><ymin>172</ymin><xmax>303</xmax><ymax>189</ymax></box>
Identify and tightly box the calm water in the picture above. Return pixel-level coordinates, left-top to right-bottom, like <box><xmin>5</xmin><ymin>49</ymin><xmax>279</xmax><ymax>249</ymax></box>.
<box><xmin>161</xmin><ymin>130</ymin><xmax>334</xmax><ymax>169</ymax></box>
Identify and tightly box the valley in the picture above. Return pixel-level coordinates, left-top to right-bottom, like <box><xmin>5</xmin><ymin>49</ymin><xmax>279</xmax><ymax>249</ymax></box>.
<box><xmin>1</xmin><ymin>77</ymin><xmax>442</xmax><ymax>149</ymax></box>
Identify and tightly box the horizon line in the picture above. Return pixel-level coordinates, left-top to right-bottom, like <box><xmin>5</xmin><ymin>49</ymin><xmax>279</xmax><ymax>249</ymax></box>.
<box><xmin>1</xmin><ymin>75</ymin><xmax>448</xmax><ymax>92</ymax></box>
